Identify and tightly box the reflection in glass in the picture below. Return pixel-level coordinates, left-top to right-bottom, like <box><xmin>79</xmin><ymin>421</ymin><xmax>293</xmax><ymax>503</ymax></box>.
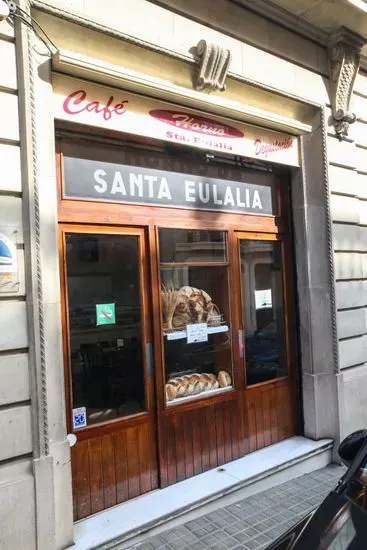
<box><xmin>159</xmin><ymin>229</ymin><xmax>226</xmax><ymax>263</ymax></box>
<box><xmin>159</xmin><ymin>229</ymin><xmax>233</xmax><ymax>404</ymax></box>
<box><xmin>240</xmin><ymin>240</ymin><xmax>286</xmax><ymax>385</ymax></box>
<box><xmin>65</xmin><ymin>233</ymin><xmax>145</xmax><ymax>427</ymax></box>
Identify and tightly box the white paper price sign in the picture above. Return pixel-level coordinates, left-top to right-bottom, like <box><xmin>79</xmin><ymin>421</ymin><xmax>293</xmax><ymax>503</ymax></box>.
<box><xmin>186</xmin><ymin>323</ymin><xmax>208</xmax><ymax>344</ymax></box>
<box><xmin>255</xmin><ymin>289</ymin><xmax>272</xmax><ymax>310</ymax></box>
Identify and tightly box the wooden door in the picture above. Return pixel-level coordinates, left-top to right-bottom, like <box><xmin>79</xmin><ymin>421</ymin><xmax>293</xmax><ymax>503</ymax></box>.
<box><xmin>234</xmin><ymin>232</ymin><xmax>298</xmax><ymax>450</ymax></box>
<box><xmin>153</xmin><ymin>228</ymin><xmax>246</xmax><ymax>487</ymax></box>
<box><xmin>60</xmin><ymin>225</ymin><xmax>158</xmax><ymax>521</ymax></box>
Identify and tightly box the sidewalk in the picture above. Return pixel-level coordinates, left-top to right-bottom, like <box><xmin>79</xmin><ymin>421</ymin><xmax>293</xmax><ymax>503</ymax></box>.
<box><xmin>124</xmin><ymin>464</ymin><xmax>345</xmax><ymax>550</ymax></box>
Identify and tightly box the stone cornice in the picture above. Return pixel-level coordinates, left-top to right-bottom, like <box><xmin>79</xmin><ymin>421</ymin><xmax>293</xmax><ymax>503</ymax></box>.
<box><xmin>234</xmin><ymin>0</ymin><xmax>367</xmax><ymax>72</ymax></box>
<box><xmin>232</xmin><ymin>0</ymin><xmax>330</xmax><ymax>46</ymax></box>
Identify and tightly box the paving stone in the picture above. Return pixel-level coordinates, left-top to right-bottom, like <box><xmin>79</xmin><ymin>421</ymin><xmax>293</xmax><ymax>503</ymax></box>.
<box><xmin>233</xmin><ymin>531</ymin><xmax>251</xmax><ymax>543</ymax></box>
<box><xmin>167</xmin><ymin>539</ymin><xmax>189</xmax><ymax>550</ymax></box>
<box><xmin>242</xmin><ymin>539</ymin><xmax>262</xmax><ymax>550</ymax></box>
<box><xmin>178</xmin><ymin>532</ymin><xmax>199</xmax><ymax>545</ymax></box>
<box><xmin>188</xmin><ymin>526</ymin><xmax>213</xmax><ymax>537</ymax></box>
<box><xmin>197</xmin><ymin>534</ymin><xmax>224</xmax><ymax>547</ymax></box>
<box><xmin>242</xmin><ymin>526</ymin><xmax>261</xmax><ymax>537</ymax></box>
<box><xmin>149</xmin><ymin>539</ymin><xmax>169</xmax><ymax>549</ymax></box>
<box><xmin>185</xmin><ymin>518</ymin><xmax>209</xmax><ymax>530</ymax></box>
<box><xmin>253</xmin><ymin>532</ymin><xmax>272</xmax><ymax>545</ymax></box>
<box><xmin>210</xmin><ymin>543</ymin><xmax>236</xmax><ymax>550</ymax></box>
<box><xmin>223</xmin><ymin>522</ymin><xmax>246</xmax><ymax>536</ymax></box>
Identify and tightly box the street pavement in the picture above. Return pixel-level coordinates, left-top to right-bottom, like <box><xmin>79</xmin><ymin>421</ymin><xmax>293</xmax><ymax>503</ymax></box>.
<box><xmin>125</xmin><ymin>464</ymin><xmax>345</xmax><ymax>550</ymax></box>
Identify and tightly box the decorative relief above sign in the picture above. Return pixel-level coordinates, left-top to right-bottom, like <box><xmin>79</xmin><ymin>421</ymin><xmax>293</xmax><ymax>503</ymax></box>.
<box><xmin>54</xmin><ymin>75</ymin><xmax>299</xmax><ymax>167</ymax></box>
<box><xmin>194</xmin><ymin>40</ymin><xmax>231</xmax><ymax>93</ymax></box>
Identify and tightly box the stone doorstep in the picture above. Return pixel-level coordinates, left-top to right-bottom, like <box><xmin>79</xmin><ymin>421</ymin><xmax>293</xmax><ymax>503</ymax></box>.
<box><xmin>70</xmin><ymin>436</ymin><xmax>334</xmax><ymax>550</ymax></box>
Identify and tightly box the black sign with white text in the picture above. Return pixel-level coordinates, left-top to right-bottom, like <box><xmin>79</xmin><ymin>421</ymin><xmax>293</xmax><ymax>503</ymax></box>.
<box><xmin>63</xmin><ymin>157</ymin><xmax>273</xmax><ymax>215</ymax></box>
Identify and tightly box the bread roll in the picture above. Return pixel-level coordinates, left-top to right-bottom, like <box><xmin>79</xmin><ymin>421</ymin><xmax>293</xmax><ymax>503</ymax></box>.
<box><xmin>196</xmin><ymin>380</ymin><xmax>205</xmax><ymax>393</ymax></box>
<box><xmin>207</xmin><ymin>374</ymin><xmax>217</xmax><ymax>387</ymax></box>
<box><xmin>200</xmin><ymin>373</ymin><xmax>213</xmax><ymax>391</ymax></box>
<box><xmin>175</xmin><ymin>378</ymin><xmax>188</xmax><ymax>397</ymax></box>
<box><xmin>165</xmin><ymin>383</ymin><xmax>178</xmax><ymax>401</ymax></box>
<box><xmin>218</xmin><ymin>370</ymin><xmax>232</xmax><ymax>388</ymax></box>
<box><xmin>186</xmin><ymin>381</ymin><xmax>195</xmax><ymax>395</ymax></box>
<box><xmin>212</xmin><ymin>380</ymin><xmax>219</xmax><ymax>390</ymax></box>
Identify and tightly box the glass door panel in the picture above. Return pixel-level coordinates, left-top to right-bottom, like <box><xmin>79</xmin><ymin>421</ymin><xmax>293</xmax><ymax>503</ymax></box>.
<box><xmin>158</xmin><ymin>228</ymin><xmax>234</xmax><ymax>405</ymax></box>
<box><xmin>239</xmin><ymin>238</ymin><xmax>287</xmax><ymax>386</ymax></box>
<box><xmin>65</xmin><ymin>231</ymin><xmax>146</xmax><ymax>427</ymax></box>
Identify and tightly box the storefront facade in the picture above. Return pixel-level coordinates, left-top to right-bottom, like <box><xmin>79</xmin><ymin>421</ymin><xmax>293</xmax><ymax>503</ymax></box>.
<box><xmin>56</xmin><ymin>80</ymin><xmax>300</xmax><ymax>518</ymax></box>
<box><xmin>1</xmin><ymin>1</ymin><xmax>367</xmax><ymax>549</ymax></box>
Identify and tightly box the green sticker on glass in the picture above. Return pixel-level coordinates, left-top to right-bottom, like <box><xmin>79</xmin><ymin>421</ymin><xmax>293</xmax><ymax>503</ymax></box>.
<box><xmin>96</xmin><ymin>303</ymin><xmax>116</xmax><ymax>326</ymax></box>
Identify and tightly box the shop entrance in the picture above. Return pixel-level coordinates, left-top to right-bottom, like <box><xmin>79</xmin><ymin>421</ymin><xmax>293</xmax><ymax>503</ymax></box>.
<box><xmin>60</xmin><ymin>225</ymin><xmax>158</xmax><ymax>520</ymax></box>
<box><xmin>58</xmin><ymin>133</ymin><xmax>299</xmax><ymax>520</ymax></box>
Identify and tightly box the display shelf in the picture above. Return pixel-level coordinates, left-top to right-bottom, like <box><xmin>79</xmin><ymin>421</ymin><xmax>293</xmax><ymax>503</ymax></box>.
<box><xmin>164</xmin><ymin>323</ymin><xmax>229</xmax><ymax>341</ymax></box>
<box><xmin>167</xmin><ymin>385</ymin><xmax>233</xmax><ymax>406</ymax></box>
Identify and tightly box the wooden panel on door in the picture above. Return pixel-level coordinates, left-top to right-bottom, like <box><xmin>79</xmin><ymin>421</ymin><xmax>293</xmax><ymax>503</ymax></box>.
<box><xmin>244</xmin><ymin>379</ymin><xmax>295</xmax><ymax>452</ymax></box>
<box><xmin>72</xmin><ymin>419</ymin><xmax>157</xmax><ymax>521</ymax></box>
<box><xmin>161</xmin><ymin>395</ymin><xmax>242</xmax><ymax>487</ymax></box>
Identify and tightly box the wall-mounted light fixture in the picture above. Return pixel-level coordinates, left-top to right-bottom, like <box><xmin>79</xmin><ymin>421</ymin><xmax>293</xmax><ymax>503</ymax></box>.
<box><xmin>0</xmin><ymin>0</ymin><xmax>15</xmax><ymax>21</ymax></box>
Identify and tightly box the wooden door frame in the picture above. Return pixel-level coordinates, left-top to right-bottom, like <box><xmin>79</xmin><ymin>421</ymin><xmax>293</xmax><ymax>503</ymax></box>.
<box><xmin>58</xmin><ymin>223</ymin><xmax>156</xmax><ymax>440</ymax></box>
<box><xmin>56</xmin><ymin>131</ymin><xmax>299</xmax><ymax>492</ymax></box>
<box><xmin>233</xmin><ymin>230</ymin><xmax>300</xmax><ymax>441</ymax></box>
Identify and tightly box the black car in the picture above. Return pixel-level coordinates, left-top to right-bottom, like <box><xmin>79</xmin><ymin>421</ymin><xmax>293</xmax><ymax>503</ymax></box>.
<box><xmin>266</xmin><ymin>430</ymin><xmax>367</xmax><ymax>550</ymax></box>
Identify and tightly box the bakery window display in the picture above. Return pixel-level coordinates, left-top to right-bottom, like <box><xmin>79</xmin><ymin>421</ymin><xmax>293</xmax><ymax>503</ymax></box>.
<box><xmin>159</xmin><ymin>228</ymin><xmax>233</xmax><ymax>404</ymax></box>
<box><xmin>165</xmin><ymin>370</ymin><xmax>232</xmax><ymax>403</ymax></box>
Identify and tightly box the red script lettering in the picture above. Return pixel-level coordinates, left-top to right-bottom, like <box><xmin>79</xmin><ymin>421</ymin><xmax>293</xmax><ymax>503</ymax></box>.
<box><xmin>254</xmin><ymin>137</ymin><xmax>293</xmax><ymax>158</ymax></box>
<box><xmin>63</xmin><ymin>90</ymin><xmax>128</xmax><ymax>121</ymax></box>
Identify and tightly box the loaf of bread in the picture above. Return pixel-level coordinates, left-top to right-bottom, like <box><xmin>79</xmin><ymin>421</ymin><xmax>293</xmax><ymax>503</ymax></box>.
<box><xmin>217</xmin><ymin>370</ymin><xmax>232</xmax><ymax>387</ymax></box>
<box><xmin>166</xmin><ymin>286</ymin><xmax>220</xmax><ymax>328</ymax></box>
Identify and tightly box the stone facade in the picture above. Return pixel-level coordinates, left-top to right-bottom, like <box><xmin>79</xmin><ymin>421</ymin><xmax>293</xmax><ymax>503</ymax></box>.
<box><xmin>0</xmin><ymin>0</ymin><xmax>366</xmax><ymax>548</ymax></box>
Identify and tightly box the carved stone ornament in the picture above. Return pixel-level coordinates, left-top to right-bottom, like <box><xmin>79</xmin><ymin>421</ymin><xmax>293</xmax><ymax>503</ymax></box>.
<box><xmin>195</xmin><ymin>40</ymin><xmax>231</xmax><ymax>92</ymax></box>
<box><xmin>328</xmin><ymin>28</ymin><xmax>365</xmax><ymax>140</ymax></box>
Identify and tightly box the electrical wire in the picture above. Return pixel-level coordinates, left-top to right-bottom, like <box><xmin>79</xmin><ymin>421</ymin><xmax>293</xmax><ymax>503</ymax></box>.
<box><xmin>14</xmin><ymin>12</ymin><xmax>53</xmax><ymax>56</ymax></box>
<box><xmin>13</xmin><ymin>4</ymin><xmax>58</xmax><ymax>55</ymax></box>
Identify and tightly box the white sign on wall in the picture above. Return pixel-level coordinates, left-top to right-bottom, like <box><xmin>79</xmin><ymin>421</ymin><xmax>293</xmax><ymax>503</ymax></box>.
<box><xmin>0</xmin><ymin>231</ymin><xmax>18</xmax><ymax>294</ymax></box>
